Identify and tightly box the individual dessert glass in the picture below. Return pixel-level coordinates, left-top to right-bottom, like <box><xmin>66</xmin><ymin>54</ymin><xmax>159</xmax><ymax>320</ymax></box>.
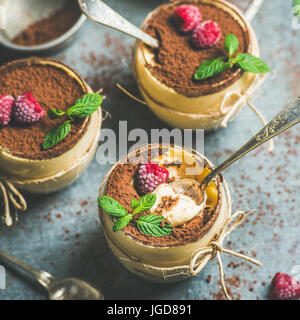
<box><xmin>0</xmin><ymin>0</ymin><xmax>86</xmax><ymax>54</ymax></box>
<box><xmin>98</xmin><ymin>144</ymin><xmax>231</xmax><ymax>283</ymax></box>
<box><xmin>0</xmin><ymin>57</ymin><xmax>102</xmax><ymax>194</ymax></box>
<box><xmin>133</xmin><ymin>0</ymin><xmax>260</xmax><ymax>130</ymax></box>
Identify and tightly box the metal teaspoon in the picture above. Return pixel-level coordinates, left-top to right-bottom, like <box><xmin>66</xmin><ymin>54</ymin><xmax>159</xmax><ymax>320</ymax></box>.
<box><xmin>185</xmin><ymin>96</ymin><xmax>300</xmax><ymax>205</ymax></box>
<box><xmin>78</xmin><ymin>0</ymin><xmax>159</xmax><ymax>48</ymax></box>
<box><xmin>0</xmin><ymin>249</ymin><xmax>104</xmax><ymax>300</ymax></box>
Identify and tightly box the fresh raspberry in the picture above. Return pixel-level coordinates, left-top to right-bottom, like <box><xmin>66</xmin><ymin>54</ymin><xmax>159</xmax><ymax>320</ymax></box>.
<box><xmin>192</xmin><ymin>20</ymin><xmax>221</xmax><ymax>48</ymax></box>
<box><xmin>0</xmin><ymin>95</ymin><xmax>15</xmax><ymax>125</ymax></box>
<box><xmin>269</xmin><ymin>272</ymin><xmax>300</xmax><ymax>300</ymax></box>
<box><xmin>14</xmin><ymin>92</ymin><xmax>45</xmax><ymax>124</ymax></box>
<box><xmin>136</xmin><ymin>162</ymin><xmax>169</xmax><ymax>195</ymax></box>
<box><xmin>174</xmin><ymin>5</ymin><xmax>202</xmax><ymax>33</ymax></box>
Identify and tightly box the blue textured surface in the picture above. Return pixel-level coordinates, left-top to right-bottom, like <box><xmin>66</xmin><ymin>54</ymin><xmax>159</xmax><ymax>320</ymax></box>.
<box><xmin>0</xmin><ymin>0</ymin><xmax>299</xmax><ymax>300</ymax></box>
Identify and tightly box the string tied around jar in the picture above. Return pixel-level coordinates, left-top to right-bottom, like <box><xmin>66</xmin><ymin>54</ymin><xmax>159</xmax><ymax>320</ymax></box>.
<box><xmin>101</xmin><ymin>154</ymin><xmax>262</xmax><ymax>300</ymax></box>
<box><xmin>116</xmin><ymin>74</ymin><xmax>274</xmax><ymax>153</ymax></box>
<box><xmin>0</xmin><ymin>179</ymin><xmax>27</xmax><ymax>228</ymax></box>
<box><xmin>115</xmin><ymin>208</ymin><xmax>262</xmax><ymax>300</ymax></box>
<box><xmin>189</xmin><ymin>210</ymin><xmax>262</xmax><ymax>300</ymax></box>
<box><xmin>219</xmin><ymin>74</ymin><xmax>274</xmax><ymax>153</ymax></box>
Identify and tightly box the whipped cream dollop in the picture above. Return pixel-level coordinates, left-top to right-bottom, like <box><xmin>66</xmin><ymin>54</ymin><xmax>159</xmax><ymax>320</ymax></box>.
<box><xmin>150</xmin><ymin>180</ymin><xmax>206</xmax><ymax>227</ymax></box>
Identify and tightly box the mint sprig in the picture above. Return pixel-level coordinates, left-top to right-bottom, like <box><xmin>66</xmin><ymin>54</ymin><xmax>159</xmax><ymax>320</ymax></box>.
<box><xmin>225</xmin><ymin>33</ymin><xmax>239</xmax><ymax>57</ymax></box>
<box><xmin>47</xmin><ymin>109</ymin><xmax>65</xmax><ymax>120</ymax></box>
<box><xmin>136</xmin><ymin>215</ymin><xmax>172</xmax><ymax>237</ymax></box>
<box><xmin>113</xmin><ymin>214</ymin><xmax>133</xmax><ymax>232</ymax></box>
<box><xmin>67</xmin><ymin>94</ymin><xmax>103</xmax><ymax>118</ymax></box>
<box><xmin>132</xmin><ymin>194</ymin><xmax>156</xmax><ymax>214</ymax></box>
<box><xmin>194</xmin><ymin>57</ymin><xmax>229</xmax><ymax>80</ymax></box>
<box><xmin>98</xmin><ymin>196</ymin><xmax>128</xmax><ymax>217</ymax></box>
<box><xmin>235</xmin><ymin>53</ymin><xmax>270</xmax><ymax>73</ymax></box>
<box><xmin>294</xmin><ymin>0</ymin><xmax>300</xmax><ymax>18</ymax></box>
<box><xmin>43</xmin><ymin>93</ymin><xmax>102</xmax><ymax>150</ymax></box>
<box><xmin>194</xmin><ymin>33</ymin><xmax>270</xmax><ymax>80</ymax></box>
<box><xmin>43</xmin><ymin>121</ymin><xmax>71</xmax><ymax>150</ymax></box>
<box><xmin>130</xmin><ymin>198</ymin><xmax>138</xmax><ymax>210</ymax></box>
<box><xmin>98</xmin><ymin>194</ymin><xmax>173</xmax><ymax>237</ymax></box>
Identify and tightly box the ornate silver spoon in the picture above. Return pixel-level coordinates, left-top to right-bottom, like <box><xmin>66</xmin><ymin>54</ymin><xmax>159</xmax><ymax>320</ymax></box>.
<box><xmin>0</xmin><ymin>249</ymin><xmax>104</xmax><ymax>300</ymax></box>
<box><xmin>77</xmin><ymin>0</ymin><xmax>264</xmax><ymax>49</ymax></box>
<box><xmin>78</xmin><ymin>0</ymin><xmax>159</xmax><ymax>48</ymax></box>
<box><xmin>182</xmin><ymin>96</ymin><xmax>300</xmax><ymax>205</ymax></box>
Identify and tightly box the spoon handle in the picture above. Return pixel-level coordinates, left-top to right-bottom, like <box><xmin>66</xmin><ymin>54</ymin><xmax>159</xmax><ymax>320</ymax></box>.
<box><xmin>201</xmin><ymin>96</ymin><xmax>300</xmax><ymax>189</ymax></box>
<box><xmin>0</xmin><ymin>249</ymin><xmax>54</xmax><ymax>290</ymax></box>
<box><xmin>245</xmin><ymin>0</ymin><xmax>265</xmax><ymax>22</ymax></box>
<box><xmin>78</xmin><ymin>0</ymin><xmax>159</xmax><ymax>48</ymax></box>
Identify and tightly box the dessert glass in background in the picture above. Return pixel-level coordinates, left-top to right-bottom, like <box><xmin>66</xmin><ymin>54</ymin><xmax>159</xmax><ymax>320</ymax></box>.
<box><xmin>0</xmin><ymin>57</ymin><xmax>102</xmax><ymax>194</ymax></box>
<box><xmin>99</xmin><ymin>144</ymin><xmax>231</xmax><ymax>283</ymax></box>
<box><xmin>0</xmin><ymin>0</ymin><xmax>86</xmax><ymax>54</ymax></box>
<box><xmin>133</xmin><ymin>0</ymin><xmax>260</xmax><ymax>130</ymax></box>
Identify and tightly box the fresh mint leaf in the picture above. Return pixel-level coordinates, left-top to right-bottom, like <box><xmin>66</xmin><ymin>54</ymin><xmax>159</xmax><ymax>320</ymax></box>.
<box><xmin>136</xmin><ymin>215</ymin><xmax>173</xmax><ymax>237</ymax></box>
<box><xmin>194</xmin><ymin>57</ymin><xmax>229</xmax><ymax>80</ymax></box>
<box><xmin>132</xmin><ymin>194</ymin><xmax>156</xmax><ymax>215</ymax></box>
<box><xmin>47</xmin><ymin>109</ymin><xmax>65</xmax><ymax>120</ymax></box>
<box><xmin>131</xmin><ymin>198</ymin><xmax>138</xmax><ymax>210</ymax></box>
<box><xmin>113</xmin><ymin>214</ymin><xmax>133</xmax><ymax>232</ymax></box>
<box><xmin>236</xmin><ymin>53</ymin><xmax>271</xmax><ymax>73</ymax></box>
<box><xmin>98</xmin><ymin>196</ymin><xmax>128</xmax><ymax>217</ymax></box>
<box><xmin>225</xmin><ymin>33</ymin><xmax>239</xmax><ymax>56</ymax></box>
<box><xmin>194</xmin><ymin>33</ymin><xmax>270</xmax><ymax>80</ymax></box>
<box><xmin>43</xmin><ymin>121</ymin><xmax>71</xmax><ymax>150</ymax></box>
<box><xmin>294</xmin><ymin>0</ymin><xmax>300</xmax><ymax>17</ymax></box>
<box><xmin>228</xmin><ymin>57</ymin><xmax>237</xmax><ymax>68</ymax></box>
<box><xmin>67</xmin><ymin>94</ymin><xmax>102</xmax><ymax>118</ymax></box>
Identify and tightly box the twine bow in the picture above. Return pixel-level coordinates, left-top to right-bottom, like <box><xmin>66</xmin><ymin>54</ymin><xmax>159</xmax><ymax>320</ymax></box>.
<box><xmin>100</xmin><ymin>160</ymin><xmax>263</xmax><ymax>300</ymax></box>
<box><xmin>115</xmin><ymin>210</ymin><xmax>262</xmax><ymax>300</ymax></box>
<box><xmin>0</xmin><ymin>179</ymin><xmax>27</xmax><ymax>227</ymax></box>
<box><xmin>189</xmin><ymin>210</ymin><xmax>262</xmax><ymax>300</ymax></box>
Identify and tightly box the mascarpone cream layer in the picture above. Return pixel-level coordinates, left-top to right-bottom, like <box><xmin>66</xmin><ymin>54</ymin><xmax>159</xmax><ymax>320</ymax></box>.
<box><xmin>151</xmin><ymin>181</ymin><xmax>206</xmax><ymax>227</ymax></box>
<box><xmin>100</xmin><ymin>146</ymin><xmax>230</xmax><ymax>269</ymax></box>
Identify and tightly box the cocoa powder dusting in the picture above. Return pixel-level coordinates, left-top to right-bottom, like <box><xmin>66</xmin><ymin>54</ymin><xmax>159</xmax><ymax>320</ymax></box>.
<box><xmin>0</xmin><ymin>58</ymin><xmax>87</xmax><ymax>160</ymax></box>
<box><xmin>13</xmin><ymin>1</ymin><xmax>81</xmax><ymax>46</ymax></box>
<box><xmin>155</xmin><ymin>196</ymin><xmax>180</xmax><ymax>215</ymax></box>
<box><xmin>82</xmin><ymin>32</ymin><xmax>132</xmax><ymax>93</ymax></box>
<box><xmin>105</xmin><ymin>162</ymin><xmax>220</xmax><ymax>247</ymax></box>
<box><xmin>144</xmin><ymin>2</ymin><xmax>250</xmax><ymax>97</ymax></box>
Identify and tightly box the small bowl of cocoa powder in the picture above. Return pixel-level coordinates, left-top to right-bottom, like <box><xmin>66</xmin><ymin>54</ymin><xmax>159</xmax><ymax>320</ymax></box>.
<box><xmin>0</xmin><ymin>0</ymin><xmax>86</xmax><ymax>54</ymax></box>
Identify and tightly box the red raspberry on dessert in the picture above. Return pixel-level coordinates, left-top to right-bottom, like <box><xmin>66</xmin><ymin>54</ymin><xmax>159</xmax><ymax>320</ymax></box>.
<box><xmin>0</xmin><ymin>95</ymin><xmax>15</xmax><ymax>125</ymax></box>
<box><xmin>174</xmin><ymin>5</ymin><xmax>202</xmax><ymax>33</ymax></box>
<box><xmin>192</xmin><ymin>20</ymin><xmax>221</xmax><ymax>48</ymax></box>
<box><xmin>269</xmin><ymin>272</ymin><xmax>300</xmax><ymax>300</ymax></box>
<box><xmin>136</xmin><ymin>162</ymin><xmax>169</xmax><ymax>195</ymax></box>
<box><xmin>14</xmin><ymin>92</ymin><xmax>46</xmax><ymax>124</ymax></box>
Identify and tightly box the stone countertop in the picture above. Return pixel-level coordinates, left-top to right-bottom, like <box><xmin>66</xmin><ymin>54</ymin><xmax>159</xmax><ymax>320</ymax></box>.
<box><xmin>0</xmin><ymin>0</ymin><xmax>299</xmax><ymax>300</ymax></box>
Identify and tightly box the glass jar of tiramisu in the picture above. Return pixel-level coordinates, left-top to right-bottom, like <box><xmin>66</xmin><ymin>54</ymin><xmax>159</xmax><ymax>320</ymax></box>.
<box><xmin>98</xmin><ymin>144</ymin><xmax>231</xmax><ymax>283</ymax></box>
<box><xmin>133</xmin><ymin>0</ymin><xmax>260</xmax><ymax>130</ymax></box>
<box><xmin>0</xmin><ymin>57</ymin><xmax>102</xmax><ymax>194</ymax></box>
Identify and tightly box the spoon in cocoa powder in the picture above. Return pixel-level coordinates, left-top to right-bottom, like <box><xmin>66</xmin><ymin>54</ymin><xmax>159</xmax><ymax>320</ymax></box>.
<box><xmin>188</xmin><ymin>97</ymin><xmax>300</xmax><ymax>206</ymax></box>
<box><xmin>78</xmin><ymin>0</ymin><xmax>159</xmax><ymax>48</ymax></box>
